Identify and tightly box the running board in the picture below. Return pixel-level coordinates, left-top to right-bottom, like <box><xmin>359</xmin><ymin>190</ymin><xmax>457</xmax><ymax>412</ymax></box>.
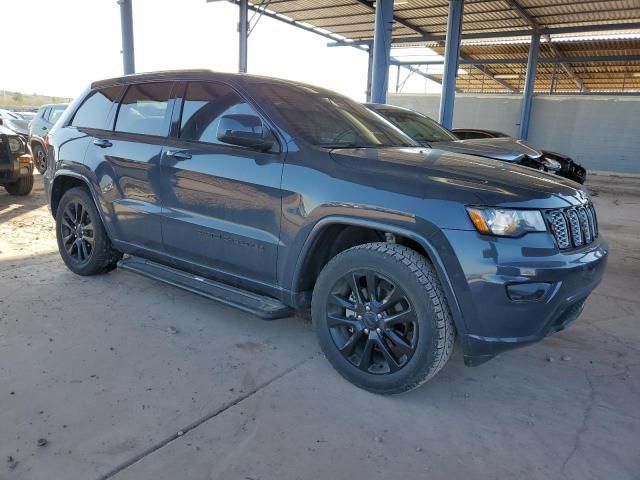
<box><xmin>117</xmin><ymin>256</ymin><xmax>293</xmax><ymax>320</ymax></box>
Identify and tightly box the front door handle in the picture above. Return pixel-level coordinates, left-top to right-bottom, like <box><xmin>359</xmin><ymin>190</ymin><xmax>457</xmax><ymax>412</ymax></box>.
<box><xmin>93</xmin><ymin>138</ymin><xmax>112</xmax><ymax>148</ymax></box>
<box><xmin>41</xmin><ymin>126</ymin><xmax>47</xmax><ymax>130</ymax></box>
<box><xmin>165</xmin><ymin>150</ymin><xmax>192</xmax><ymax>160</ymax></box>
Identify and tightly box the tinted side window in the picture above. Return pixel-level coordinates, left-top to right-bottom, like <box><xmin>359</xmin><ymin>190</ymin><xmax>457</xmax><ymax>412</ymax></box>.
<box><xmin>71</xmin><ymin>87</ymin><xmax>122</xmax><ymax>129</ymax></box>
<box><xmin>180</xmin><ymin>82</ymin><xmax>257</xmax><ymax>145</ymax></box>
<box><xmin>42</xmin><ymin>108</ymin><xmax>51</xmax><ymax>121</ymax></box>
<box><xmin>49</xmin><ymin>106</ymin><xmax>66</xmax><ymax>125</ymax></box>
<box><xmin>115</xmin><ymin>83</ymin><xmax>173</xmax><ymax>137</ymax></box>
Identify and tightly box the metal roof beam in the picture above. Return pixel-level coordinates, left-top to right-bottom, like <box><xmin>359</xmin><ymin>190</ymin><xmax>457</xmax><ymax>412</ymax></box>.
<box><xmin>352</xmin><ymin>0</ymin><xmax>517</xmax><ymax>93</ymax></box>
<box><xmin>502</xmin><ymin>0</ymin><xmax>586</xmax><ymax>91</ymax></box>
<box><xmin>395</xmin><ymin>54</ymin><xmax>640</xmax><ymax>65</ymax></box>
<box><xmin>328</xmin><ymin>22</ymin><xmax>640</xmax><ymax>45</ymax></box>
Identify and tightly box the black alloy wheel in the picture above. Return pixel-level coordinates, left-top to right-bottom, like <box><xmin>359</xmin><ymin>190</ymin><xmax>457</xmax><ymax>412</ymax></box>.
<box><xmin>312</xmin><ymin>243</ymin><xmax>455</xmax><ymax>394</ymax></box>
<box><xmin>56</xmin><ymin>187</ymin><xmax>122</xmax><ymax>275</ymax></box>
<box><xmin>60</xmin><ymin>200</ymin><xmax>95</xmax><ymax>265</ymax></box>
<box><xmin>327</xmin><ymin>269</ymin><xmax>418</xmax><ymax>374</ymax></box>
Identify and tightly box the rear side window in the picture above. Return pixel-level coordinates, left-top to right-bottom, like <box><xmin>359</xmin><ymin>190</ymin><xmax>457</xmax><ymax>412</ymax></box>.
<box><xmin>115</xmin><ymin>83</ymin><xmax>173</xmax><ymax>137</ymax></box>
<box><xmin>179</xmin><ymin>82</ymin><xmax>257</xmax><ymax>145</ymax></box>
<box><xmin>41</xmin><ymin>107</ymin><xmax>50</xmax><ymax>121</ymax></box>
<box><xmin>71</xmin><ymin>87</ymin><xmax>122</xmax><ymax>129</ymax></box>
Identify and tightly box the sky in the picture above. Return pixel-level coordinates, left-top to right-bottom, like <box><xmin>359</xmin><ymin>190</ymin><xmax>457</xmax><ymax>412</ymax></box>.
<box><xmin>1</xmin><ymin>0</ymin><xmax>441</xmax><ymax>102</ymax></box>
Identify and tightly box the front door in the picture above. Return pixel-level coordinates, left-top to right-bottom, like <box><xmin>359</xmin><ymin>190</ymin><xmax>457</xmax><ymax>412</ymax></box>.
<box><xmin>160</xmin><ymin>81</ymin><xmax>284</xmax><ymax>286</ymax></box>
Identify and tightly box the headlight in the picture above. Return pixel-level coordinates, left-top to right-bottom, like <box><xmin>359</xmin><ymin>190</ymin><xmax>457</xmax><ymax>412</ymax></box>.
<box><xmin>466</xmin><ymin>207</ymin><xmax>547</xmax><ymax>237</ymax></box>
<box><xmin>8</xmin><ymin>137</ymin><xmax>22</xmax><ymax>153</ymax></box>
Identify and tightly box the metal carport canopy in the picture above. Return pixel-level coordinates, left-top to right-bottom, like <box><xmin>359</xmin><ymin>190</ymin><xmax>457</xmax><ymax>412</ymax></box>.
<box><xmin>117</xmin><ymin>0</ymin><xmax>640</xmax><ymax>137</ymax></box>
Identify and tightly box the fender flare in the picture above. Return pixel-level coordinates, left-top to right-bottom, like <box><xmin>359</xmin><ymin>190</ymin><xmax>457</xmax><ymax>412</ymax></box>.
<box><xmin>50</xmin><ymin>170</ymin><xmax>117</xmax><ymax>243</ymax></box>
<box><xmin>291</xmin><ymin>216</ymin><xmax>467</xmax><ymax>336</ymax></box>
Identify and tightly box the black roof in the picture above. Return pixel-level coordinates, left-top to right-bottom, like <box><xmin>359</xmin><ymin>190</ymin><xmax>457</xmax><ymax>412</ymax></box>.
<box><xmin>90</xmin><ymin>69</ymin><xmax>335</xmax><ymax>95</ymax></box>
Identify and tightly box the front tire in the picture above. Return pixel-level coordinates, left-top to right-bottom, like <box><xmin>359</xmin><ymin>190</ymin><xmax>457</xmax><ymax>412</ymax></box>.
<box><xmin>55</xmin><ymin>187</ymin><xmax>122</xmax><ymax>275</ymax></box>
<box><xmin>312</xmin><ymin>243</ymin><xmax>455</xmax><ymax>394</ymax></box>
<box><xmin>4</xmin><ymin>174</ymin><xmax>34</xmax><ymax>196</ymax></box>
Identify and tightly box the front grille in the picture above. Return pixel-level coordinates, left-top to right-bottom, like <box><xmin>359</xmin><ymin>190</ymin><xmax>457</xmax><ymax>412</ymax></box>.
<box><xmin>0</xmin><ymin>134</ymin><xmax>10</xmax><ymax>165</ymax></box>
<box><xmin>545</xmin><ymin>204</ymin><xmax>599</xmax><ymax>250</ymax></box>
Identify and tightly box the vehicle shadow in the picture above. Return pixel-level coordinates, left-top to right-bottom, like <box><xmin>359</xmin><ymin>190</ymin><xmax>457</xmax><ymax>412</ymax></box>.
<box><xmin>0</xmin><ymin>173</ymin><xmax>48</xmax><ymax>224</ymax></box>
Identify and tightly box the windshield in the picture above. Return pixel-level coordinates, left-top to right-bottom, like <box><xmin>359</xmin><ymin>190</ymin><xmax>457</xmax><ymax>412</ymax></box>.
<box><xmin>0</xmin><ymin>110</ymin><xmax>20</xmax><ymax>120</ymax></box>
<box><xmin>253</xmin><ymin>83</ymin><xmax>416</xmax><ymax>148</ymax></box>
<box><xmin>377</xmin><ymin>109</ymin><xmax>458</xmax><ymax>143</ymax></box>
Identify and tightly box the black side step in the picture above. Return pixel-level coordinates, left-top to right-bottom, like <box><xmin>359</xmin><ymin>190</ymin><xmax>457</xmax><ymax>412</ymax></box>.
<box><xmin>118</xmin><ymin>256</ymin><xmax>293</xmax><ymax>320</ymax></box>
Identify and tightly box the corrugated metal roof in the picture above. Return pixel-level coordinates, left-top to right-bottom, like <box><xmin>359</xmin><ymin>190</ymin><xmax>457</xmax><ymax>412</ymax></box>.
<box><xmin>248</xmin><ymin>0</ymin><xmax>640</xmax><ymax>93</ymax></box>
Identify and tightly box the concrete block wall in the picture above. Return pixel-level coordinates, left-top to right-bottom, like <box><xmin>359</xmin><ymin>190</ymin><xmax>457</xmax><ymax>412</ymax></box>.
<box><xmin>388</xmin><ymin>93</ymin><xmax>640</xmax><ymax>174</ymax></box>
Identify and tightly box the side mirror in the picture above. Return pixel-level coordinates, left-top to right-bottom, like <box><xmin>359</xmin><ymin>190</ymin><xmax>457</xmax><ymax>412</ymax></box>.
<box><xmin>217</xmin><ymin>114</ymin><xmax>274</xmax><ymax>151</ymax></box>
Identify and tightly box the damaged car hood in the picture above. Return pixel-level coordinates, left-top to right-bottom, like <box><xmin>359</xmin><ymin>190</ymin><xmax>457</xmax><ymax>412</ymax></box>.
<box><xmin>426</xmin><ymin>137</ymin><xmax>543</xmax><ymax>162</ymax></box>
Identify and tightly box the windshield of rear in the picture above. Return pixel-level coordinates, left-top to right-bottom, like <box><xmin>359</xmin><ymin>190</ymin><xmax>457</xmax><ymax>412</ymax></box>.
<box><xmin>253</xmin><ymin>83</ymin><xmax>417</xmax><ymax>148</ymax></box>
<box><xmin>379</xmin><ymin>109</ymin><xmax>458</xmax><ymax>143</ymax></box>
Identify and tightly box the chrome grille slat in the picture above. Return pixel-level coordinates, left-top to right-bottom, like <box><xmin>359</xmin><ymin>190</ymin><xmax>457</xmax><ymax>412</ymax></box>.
<box><xmin>577</xmin><ymin>207</ymin><xmax>592</xmax><ymax>244</ymax></box>
<box><xmin>546</xmin><ymin>203</ymin><xmax>598</xmax><ymax>251</ymax></box>
<box><xmin>585</xmin><ymin>206</ymin><xmax>596</xmax><ymax>239</ymax></box>
<box><xmin>566</xmin><ymin>209</ymin><xmax>583</xmax><ymax>247</ymax></box>
<box><xmin>589</xmin><ymin>204</ymin><xmax>599</xmax><ymax>237</ymax></box>
<box><xmin>548</xmin><ymin>211</ymin><xmax>570</xmax><ymax>249</ymax></box>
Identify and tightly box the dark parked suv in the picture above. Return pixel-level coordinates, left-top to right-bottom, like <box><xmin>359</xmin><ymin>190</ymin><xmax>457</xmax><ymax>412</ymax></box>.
<box><xmin>44</xmin><ymin>70</ymin><xmax>607</xmax><ymax>394</ymax></box>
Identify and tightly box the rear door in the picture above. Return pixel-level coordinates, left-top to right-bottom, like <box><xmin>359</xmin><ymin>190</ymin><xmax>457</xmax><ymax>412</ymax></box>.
<box><xmin>159</xmin><ymin>81</ymin><xmax>285</xmax><ymax>285</ymax></box>
<box><xmin>81</xmin><ymin>82</ymin><xmax>177</xmax><ymax>254</ymax></box>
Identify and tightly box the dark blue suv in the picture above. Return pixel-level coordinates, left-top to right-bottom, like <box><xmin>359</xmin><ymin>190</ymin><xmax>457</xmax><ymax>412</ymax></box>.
<box><xmin>44</xmin><ymin>70</ymin><xmax>607</xmax><ymax>394</ymax></box>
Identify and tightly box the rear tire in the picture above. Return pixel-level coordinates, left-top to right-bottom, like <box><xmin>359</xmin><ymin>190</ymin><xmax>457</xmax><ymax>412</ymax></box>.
<box><xmin>55</xmin><ymin>187</ymin><xmax>122</xmax><ymax>275</ymax></box>
<box><xmin>4</xmin><ymin>174</ymin><xmax>34</xmax><ymax>196</ymax></box>
<box><xmin>32</xmin><ymin>143</ymin><xmax>47</xmax><ymax>174</ymax></box>
<box><xmin>312</xmin><ymin>242</ymin><xmax>455</xmax><ymax>395</ymax></box>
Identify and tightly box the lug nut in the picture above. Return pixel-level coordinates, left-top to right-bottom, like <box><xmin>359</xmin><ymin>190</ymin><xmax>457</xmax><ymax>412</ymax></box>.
<box><xmin>376</xmin><ymin>314</ymin><xmax>382</xmax><ymax>319</ymax></box>
<box><xmin>365</xmin><ymin>305</ymin><xmax>371</xmax><ymax>311</ymax></box>
<box><xmin>376</xmin><ymin>328</ymin><xmax>382</xmax><ymax>334</ymax></box>
<box><xmin>357</xmin><ymin>315</ymin><xmax>363</xmax><ymax>321</ymax></box>
<box><xmin>364</xmin><ymin>328</ymin><xmax>369</xmax><ymax>335</ymax></box>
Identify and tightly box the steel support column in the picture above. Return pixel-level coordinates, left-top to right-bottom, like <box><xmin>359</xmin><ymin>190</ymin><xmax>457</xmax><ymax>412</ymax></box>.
<box><xmin>370</xmin><ymin>0</ymin><xmax>394</xmax><ymax>104</ymax></box>
<box><xmin>118</xmin><ymin>0</ymin><xmax>135</xmax><ymax>75</ymax></box>
<box><xmin>366</xmin><ymin>43</ymin><xmax>374</xmax><ymax>101</ymax></box>
<box><xmin>238</xmin><ymin>0</ymin><xmax>249</xmax><ymax>72</ymax></box>
<box><xmin>438</xmin><ymin>0</ymin><xmax>464</xmax><ymax>129</ymax></box>
<box><xmin>518</xmin><ymin>31</ymin><xmax>540</xmax><ymax>140</ymax></box>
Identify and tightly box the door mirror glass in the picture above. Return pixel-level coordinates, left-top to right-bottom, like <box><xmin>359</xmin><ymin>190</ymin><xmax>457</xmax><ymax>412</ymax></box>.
<box><xmin>217</xmin><ymin>114</ymin><xmax>273</xmax><ymax>151</ymax></box>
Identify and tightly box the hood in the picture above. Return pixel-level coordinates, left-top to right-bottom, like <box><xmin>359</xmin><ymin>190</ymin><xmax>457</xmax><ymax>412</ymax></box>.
<box><xmin>1</xmin><ymin>117</ymin><xmax>29</xmax><ymax>136</ymax></box>
<box><xmin>427</xmin><ymin>137</ymin><xmax>543</xmax><ymax>162</ymax></box>
<box><xmin>0</xmin><ymin>124</ymin><xmax>22</xmax><ymax>136</ymax></box>
<box><xmin>328</xmin><ymin>146</ymin><xmax>587</xmax><ymax>208</ymax></box>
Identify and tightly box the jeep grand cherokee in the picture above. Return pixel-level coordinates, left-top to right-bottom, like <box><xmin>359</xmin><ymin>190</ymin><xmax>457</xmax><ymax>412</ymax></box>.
<box><xmin>44</xmin><ymin>70</ymin><xmax>607</xmax><ymax>394</ymax></box>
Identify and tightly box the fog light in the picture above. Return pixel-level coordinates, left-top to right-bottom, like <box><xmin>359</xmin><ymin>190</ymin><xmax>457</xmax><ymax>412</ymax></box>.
<box><xmin>506</xmin><ymin>282</ymin><xmax>551</xmax><ymax>302</ymax></box>
<box><xmin>19</xmin><ymin>154</ymin><xmax>33</xmax><ymax>164</ymax></box>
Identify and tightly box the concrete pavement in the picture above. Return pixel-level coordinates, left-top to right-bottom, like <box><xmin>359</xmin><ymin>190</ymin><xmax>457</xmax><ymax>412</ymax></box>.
<box><xmin>1</xmin><ymin>174</ymin><xmax>638</xmax><ymax>480</ymax></box>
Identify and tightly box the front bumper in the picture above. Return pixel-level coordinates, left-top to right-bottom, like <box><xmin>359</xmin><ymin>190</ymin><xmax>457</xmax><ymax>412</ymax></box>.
<box><xmin>442</xmin><ymin>229</ymin><xmax>608</xmax><ymax>366</ymax></box>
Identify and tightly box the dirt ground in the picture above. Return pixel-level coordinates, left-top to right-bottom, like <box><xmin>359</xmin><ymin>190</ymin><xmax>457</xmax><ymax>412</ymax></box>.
<box><xmin>1</xmin><ymin>173</ymin><xmax>639</xmax><ymax>480</ymax></box>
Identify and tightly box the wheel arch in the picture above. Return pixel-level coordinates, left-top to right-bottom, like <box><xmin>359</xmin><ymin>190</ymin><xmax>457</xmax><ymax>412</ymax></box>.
<box><xmin>30</xmin><ymin>137</ymin><xmax>45</xmax><ymax>151</ymax></box>
<box><xmin>291</xmin><ymin>216</ymin><xmax>466</xmax><ymax>335</ymax></box>
<box><xmin>50</xmin><ymin>171</ymin><xmax>116</xmax><ymax>243</ymax></box>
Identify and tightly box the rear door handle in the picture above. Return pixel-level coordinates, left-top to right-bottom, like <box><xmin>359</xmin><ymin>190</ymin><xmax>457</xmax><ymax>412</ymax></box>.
<box><xmin>93</xmin><ymin>139</ymin><xmax>112</xmax><ymax>148</ymax></box>
<box><xmin>165</xmin><ymin>149</ymin><xmax>192</xmax><ymax>160</ymax></box>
